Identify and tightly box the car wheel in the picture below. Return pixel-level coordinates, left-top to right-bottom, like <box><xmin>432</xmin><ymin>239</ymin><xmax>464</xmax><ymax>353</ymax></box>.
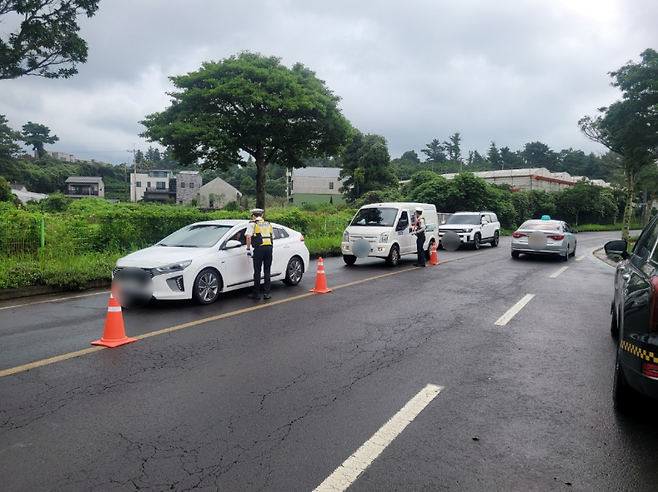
<box><xmin>563</xmin><ymin>247</ymin><xmax>569</xmax><ymax>261</ymax></box>
<box><xmin>491</xmin><ymin>231</ymin><xmax>499</xmax><ymax>247</ymax></box>
<box><xmin>343</xmin><ymin>254</ymin><xmax>357</xmax><ymax>266</ymax></box>
<box><xmin>473</xmin><ymin>233</ymin><xmax>481</xmax><ymax>250</ymax></box>
<box><xmin>283</xmin><ymin>256</ymin><xmax>304</xmax><ymax>286</ymax></box>
<box><xmin>613</xmin><ymin>345</ymin><xmax>634</xmax><ymax>410</ymax></box>
<box><xmin>511</xmin><ymin>251</ymin><xmax>520</xmax><ymax>259</ymax></box>
<box><xmin>193</xmin><ymin>268</ymin><xmax>221</xmax><ymax>305</ymax></box>
<box><xmin>610</xmin><ymin>305</ymin><xmax>619</xmax><ymax>338</ymax></box>
<box><xmin>386</xmin><ymin>245</ymin><xmax>400</xmax><ymax>267</ymax></box>
<box><xmin>570</xmin><ymin>244</ymin><xmax>577</xmax><ymax>257</ymax></box>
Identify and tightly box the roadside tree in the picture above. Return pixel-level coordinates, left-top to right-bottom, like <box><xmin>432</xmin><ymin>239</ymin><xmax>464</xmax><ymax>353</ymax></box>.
<box><xmin>580</xmin><ymin>48</ymin><xmax>658</xmax><ymax>239</ymax></box>
<box><xmin>339</xmin><ymin>132</ymin><xmax>397</xmax><ymax>203</ymax></box>
<box><xmin>0</xmin><ymin>0</ymin><xmax>101</xmax><ymax>80</ymax></box>
<box><xmin>140</xmin><ymin>52</ymin><xmax>353</xmax><ymax>208</ymax></box>
<box><xmin>21</xmin><ymin>122</ymin><xmax>59</xmax><ymax>158</ymax></box>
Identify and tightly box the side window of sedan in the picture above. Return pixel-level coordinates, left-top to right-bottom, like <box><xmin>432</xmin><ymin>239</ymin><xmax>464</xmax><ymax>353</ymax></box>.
<box><xmin>635</xmin><ymin>218</ymin><xmax>658</xmax><ymax>265</ymax></box>
<box><xmin>272</xmin><ymin>227</ymin><xmax>289</xmax><ymax>240</ymax></box>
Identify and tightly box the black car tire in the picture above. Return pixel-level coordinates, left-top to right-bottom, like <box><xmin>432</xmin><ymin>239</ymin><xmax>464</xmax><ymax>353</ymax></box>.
<box><xmin>386</xmin><ymin>245</ymin><xmax>400</xmax><ymax>267</ymax></box>
<box><xmin>283</xmin><ymin>256</ymin><xmax>304</xmax><ymax>286</ymax></box>
<box><xmin>511</xmin><ymin>251</ymin><xmax>520</xmax><ymax>259</ymax></box>
<box><xmin>343</xmin><ymin>254</ymin><xmax>357</xmax><ymax>266</ymax></box>
<box><xmin>473</xmin><ymin>233</ymin><xmax>481</xmax><ymax>250</ymax></box>
<box><xmin>563</xmin><ymin>247</ymin><xmax>569</xmax><ymax>261</ymax></box>
<box><xmin>192</xmin><ymin>268</ymin><xmax>221</xmax><ymax>305</ymax></box>
<box><xmin>491</xmin><ymin>231</ymin><xmax>499</xmax><ymax>247</ymax></box>
<box><xmin>570</xmin><ymin>244</ymin><xmax>577</xmax><ymax>257</ymax></box>
<box><xmin>610</xmin><ymin>306</ymin><xmax>619</xmax><ymax>338</ymax></box>
<box><xmin>613</xmin><ymin>345</ymin><xmax>634</xmax><ymax>410</ymax></box>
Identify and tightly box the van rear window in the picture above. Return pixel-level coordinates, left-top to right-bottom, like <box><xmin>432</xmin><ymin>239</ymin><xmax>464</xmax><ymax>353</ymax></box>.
<box><xmin>351</xmin><ymin>208</ymin><xmax>398</xmax><ymax>227</ymax></box>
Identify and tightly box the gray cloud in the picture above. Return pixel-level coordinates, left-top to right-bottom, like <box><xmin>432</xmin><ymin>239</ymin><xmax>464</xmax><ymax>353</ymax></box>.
<box><xmin>1</xmin><ymin>0</ymin><xmax>655</xmax><ymax>165</ymax></box>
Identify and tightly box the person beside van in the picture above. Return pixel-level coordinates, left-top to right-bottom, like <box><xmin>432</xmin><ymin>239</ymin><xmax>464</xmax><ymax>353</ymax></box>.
<box><xmin>412</xmin><ymin>208</ymin><xmax>426</xmax><ymax>267</ymax></box>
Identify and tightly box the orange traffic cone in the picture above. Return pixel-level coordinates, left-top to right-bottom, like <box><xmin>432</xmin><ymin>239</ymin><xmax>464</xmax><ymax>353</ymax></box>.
<box><xmin>309</xmin><ymin>257</ymin><xmax>332</xmax><ymax>293</ymax></box>
<box><xmin>92</xmin><ymin>293</ymin><xmax>137</xmax><ymax>348</ymax></box>
<box><xmin>428</xmin><ymin>241</ymin><xmax>440</xmax><ymax>265</ymax></box>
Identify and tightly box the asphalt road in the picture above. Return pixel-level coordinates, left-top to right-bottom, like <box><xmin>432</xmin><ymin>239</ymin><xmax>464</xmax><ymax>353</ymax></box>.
<box><xmin>1</xmin><ymin>232</ymin><xmax>657</xmax><ymax>492</ymax></box>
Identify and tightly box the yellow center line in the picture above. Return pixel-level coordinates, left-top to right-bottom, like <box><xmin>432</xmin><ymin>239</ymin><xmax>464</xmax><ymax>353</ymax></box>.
<box><xmin>0</xmin><ymin>254</ymin><xmax>473</xmax><ymax>378</ymax></box>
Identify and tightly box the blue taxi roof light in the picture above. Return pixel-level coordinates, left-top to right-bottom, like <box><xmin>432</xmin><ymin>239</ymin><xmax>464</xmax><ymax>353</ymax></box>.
<box><xmin>541</xmin><ymin>215</ymin><xmax>551</xmax><ymax>220</ymax></box>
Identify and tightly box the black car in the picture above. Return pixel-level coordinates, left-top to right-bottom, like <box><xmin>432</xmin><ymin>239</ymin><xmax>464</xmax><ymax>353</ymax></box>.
<box><xmin>605</xmin><ymin>217</ymin><xmax>658</xmax><ymax>409</ymax></box>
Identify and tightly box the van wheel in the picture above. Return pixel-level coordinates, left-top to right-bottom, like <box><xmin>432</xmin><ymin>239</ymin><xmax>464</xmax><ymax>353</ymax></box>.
<box><xmin>473</xmin><ymin>233</ymin><xmax>481</xmax><ymax>250</ymax></box>
<box><xmin>490</xmin><ymin>231</ymin><xmax>499</xmax><ymax>247</ymax></box>
<box><xmin>343</xmin><ymin>255</ymin><xmax>357</xmax><ymax>266</ymax></box>
<box><xmin>425</xmin><ymin>240</ymin><xmax>435</xmax><ymax>261</ymax></box>
<box><xmin>386</xmin><ymin>245</ymin><xmax>400</xmax><ymax>267</ymax></box>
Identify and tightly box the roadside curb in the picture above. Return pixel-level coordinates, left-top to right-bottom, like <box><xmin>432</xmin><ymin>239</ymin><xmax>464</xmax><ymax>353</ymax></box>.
<box><xmin>0</xmin><ymin>280</ymin><xmax>111</xmax><ymax>302</ymax></box>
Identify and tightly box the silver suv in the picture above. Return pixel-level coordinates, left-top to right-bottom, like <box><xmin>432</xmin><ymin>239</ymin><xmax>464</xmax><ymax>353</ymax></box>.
<box><xmin>438</xmin><ymin>211</ymin><xmax>501</xmax><ymax>250</ymax></box>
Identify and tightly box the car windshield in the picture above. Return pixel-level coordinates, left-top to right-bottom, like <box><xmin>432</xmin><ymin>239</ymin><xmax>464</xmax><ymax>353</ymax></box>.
<box><xmin>445</xmin><ymin>214</ymin><xmax>479</xmax><ymax>225</ymax></box>
<box><xmin>350</xmin><ymin>208</ymin><xmax>398</xmax><ymax>227</ymax></box>
<box><xmin>158</xmin><ymin>224</ymin><xmax>233</xmax><ymax>247</ymax></box>
<box><xmin>519</xmin><ymin>221</ymin><xmax>559</xmax><ymax>232</ymax></box>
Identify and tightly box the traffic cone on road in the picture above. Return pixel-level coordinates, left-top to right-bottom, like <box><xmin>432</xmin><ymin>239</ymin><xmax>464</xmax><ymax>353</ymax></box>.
<box><xmin>428</xmin><ymin>241</ymin><xmax>440</xmax><ymax>265</ymax></box>
<box><xmin>92</xmin><ymin>293</ymin><xmax>137</xmax><ymax>348</ymax></box>
<box><xmin>309</xmin><ymin>257</ymin><xmax>332</xmax><ymax>294</ymax></box>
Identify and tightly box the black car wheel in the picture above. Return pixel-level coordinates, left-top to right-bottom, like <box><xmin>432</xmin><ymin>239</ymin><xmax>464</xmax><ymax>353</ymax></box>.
<box><xmin>473</xmin><ymin>233</ymin><xmax>481</xmax><ymax>250</ymax></box>
<box><xmin>425</xmin><ymin>240</ymin><xmax>435</xmax><ymax>261</ymax></box>
<box><xmin>386</xmin><ymin>245</ymin><xmax>400</xmax><ymax>267</ymax></box>
<box><xmin>613</xmin><ymin>345</ymin><xmax>634</xmax><ymax>410</ymax></box>
<box><xmin>193</xmin><ymin>268</ymin><xmax>221</xmax><ymax>305</ymax></box>
<box><xmin>511</xmin><ymin>250</ymin><xmax>520</xmax><ymax>259</ymax></box>
<box><xmin>563</xmin><ymin>246</ymin><xmax>569</xmax><ymax>261</ymax></box>
<box><xmin>283</xmin><ymin>256</ymin><xmax>304</xmax><ymax>286</ymax></box>
<box><xmin>491</xmin><ymin>231</ymin><xmax>499</xmax><ymax>247</ymax></box>
<box><xmin>610</xmin><ymin>305</ymin><xmax>619</xmax><ymax>338</ymax></box>
<box><xmin>343</xmin><ymin>254</ymin><xmax>357</xmax><ymax>266</ymax></box>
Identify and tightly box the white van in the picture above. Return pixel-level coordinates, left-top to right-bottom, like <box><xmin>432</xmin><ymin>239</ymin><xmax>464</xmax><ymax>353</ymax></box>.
<box><xmin>341</xmin><ymin>202</ymin><xmax>439</xmax><ymax>266</ymax></box>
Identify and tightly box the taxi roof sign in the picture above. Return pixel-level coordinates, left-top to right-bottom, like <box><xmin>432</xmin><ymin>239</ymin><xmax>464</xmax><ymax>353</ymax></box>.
<box><xmin>541</xmin><ymin>215</ymin><xmax>551</xmax><ymax>220</ymax></box>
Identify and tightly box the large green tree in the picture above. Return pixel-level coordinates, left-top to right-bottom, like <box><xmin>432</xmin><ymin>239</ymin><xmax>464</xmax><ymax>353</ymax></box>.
<box><xmin>0</xmin><ymin>114</ymin><xmax>22</xmax><ymax>158</ymax></box>
<box><xmin>580</xmin><ymin>48</ymin><xmax>658</xmax><ymax>239</ymax></box>
<box><xmin>21</xmin><ymin>121</ymin><xmax>59</xmax><ymax>158</ymax></box>
<box><xmin>0</xmin><ymin>0</ymin><xmax>100</xmax><ymax>80</ymax></box>
<box><xmin>140</xmin><ymin>51</ymin><xmax>353</xmax><ymax>208</ymax></box>
<box><xmin>339</xmin><ymin>132</ymin><xmax>397</xmax><ymax>203</ymax></box>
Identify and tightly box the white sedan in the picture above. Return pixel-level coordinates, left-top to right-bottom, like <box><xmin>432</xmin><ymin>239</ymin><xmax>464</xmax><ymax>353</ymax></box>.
<box><xmin>113</xmin><ymin>220</ymin><xmax>310</xmax><ymax>305</ymax></box>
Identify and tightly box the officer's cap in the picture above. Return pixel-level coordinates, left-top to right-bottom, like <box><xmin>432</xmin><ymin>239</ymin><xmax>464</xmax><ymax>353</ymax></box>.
<box><xmin>415</xmin><ymin>208</ymin><xmax>423</xmax><ymax>213</ymax></box>
<box><xmin>250</xmin><ymin>208</ymin><xmax>264</xmax><ymax>216</ymax></box>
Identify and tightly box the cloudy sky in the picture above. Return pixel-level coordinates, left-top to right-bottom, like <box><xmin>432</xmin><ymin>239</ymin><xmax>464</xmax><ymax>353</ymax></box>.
<box><xmin>1</xmin><ymin>0</ymin><xmax>656</xmax><ymax>166</ymax></box>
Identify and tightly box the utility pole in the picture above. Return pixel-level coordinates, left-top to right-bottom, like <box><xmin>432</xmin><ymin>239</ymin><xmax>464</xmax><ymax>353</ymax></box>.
<box><xmin>127</xmin><ymin>146</ymin><xmax>136</xmax><ymax>202</ymax></box>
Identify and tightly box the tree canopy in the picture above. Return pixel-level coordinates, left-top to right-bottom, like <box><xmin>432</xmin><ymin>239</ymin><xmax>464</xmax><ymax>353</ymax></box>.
<box><xmin>140</xmin><ymin>51</ymin><xmax>353</xmax><ymax>208</ymax></box>
<box><xmin>22</xmin><ymin>122</ymin><xmax>58</xmax><ymax>158</ymax></box>
<box><xmin>339</xmin><ymin>132</ymin><xmax>398</xmax><ymax>203</ymax></box>
<box><xmin>580</xmin><ymin>48</ymin><xmax>658</xmax><ymax>239</ymax></box>
<box><xmin>0</xmin><ymin>0</ymin><xmax>100</xmax><ymax>80</ymax></box>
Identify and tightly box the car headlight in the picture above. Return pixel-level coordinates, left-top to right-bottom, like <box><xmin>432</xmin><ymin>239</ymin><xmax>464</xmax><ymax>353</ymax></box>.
<box><xmin>464</xmin><ymin>228</ymin><xmax>473</xmax><ymax>233</ymax></box>
<box><xmin>380</xmin><ymin>232</ymin><xmax>389</xmax><ymax>243</ymax></box>
<box><xmin>343</xmin><ymin>231</ymin><xmax>350</xmax><ymax>242</ymax></box>
<box><xmin>152</xmin><ymin>260</ymin><xmax>192</xmax><ymax>276</ymax></box>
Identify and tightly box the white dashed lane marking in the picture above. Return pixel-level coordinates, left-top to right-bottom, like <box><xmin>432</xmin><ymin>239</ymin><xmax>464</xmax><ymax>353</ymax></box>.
<box><xmin>550</xmin><ymin>266</ymin><xmax>569</xmax><ymax>278</ymax></box>
<box><xmin>313</xmin><ymin>384</ymin><xmax>444</xmax><ymax>492</ymax></box>
<box><xmin>494</xmin><ymin>294</ymin><xmax>535</xmax><ymax>326</ymax></box>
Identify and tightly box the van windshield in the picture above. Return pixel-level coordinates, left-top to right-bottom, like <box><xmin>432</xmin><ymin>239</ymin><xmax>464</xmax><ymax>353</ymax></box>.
<box><xmin>350</xmin><ymin>208</ymin><xmax>398</xmax><ymax>227</ymax></box>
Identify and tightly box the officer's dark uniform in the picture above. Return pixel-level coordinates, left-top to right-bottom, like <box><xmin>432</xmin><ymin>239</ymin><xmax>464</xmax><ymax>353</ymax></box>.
<box><xmin>247</xmin><ymin>211</ymin><xmax>273</xmax><ymax>299</ymax></box>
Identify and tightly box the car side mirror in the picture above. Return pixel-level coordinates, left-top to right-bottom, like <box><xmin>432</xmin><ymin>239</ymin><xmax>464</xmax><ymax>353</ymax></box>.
<box><xmin>225</xmin><ymin>239</ymin><xmax>242</xmax><ymax>249</ymax></box>
<box><xmin>604</xmin><ymin>240</ymin><xmax>628</xmax><ymax>259</ymax></box>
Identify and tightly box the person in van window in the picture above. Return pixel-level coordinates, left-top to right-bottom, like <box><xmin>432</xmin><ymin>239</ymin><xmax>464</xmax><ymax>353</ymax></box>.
<box><xmin>412</xmin><ymin>208</ymin><xmax>426</xmax><ymax>267</ymax></box>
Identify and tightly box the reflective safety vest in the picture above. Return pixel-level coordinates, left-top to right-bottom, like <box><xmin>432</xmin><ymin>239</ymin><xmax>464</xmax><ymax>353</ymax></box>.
<box><xmin>413</xmin><ymin>216</ymin><xmax>426</xmax><ymax>234</ymax></box>
<box><xmin>252</xmin><ymin>219</ymin><xmax>273</xmax><ymax>247</ymax></box>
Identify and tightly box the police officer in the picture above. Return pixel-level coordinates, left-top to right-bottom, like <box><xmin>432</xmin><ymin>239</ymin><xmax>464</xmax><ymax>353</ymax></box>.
<box><xmin>412</xmin><ymin>208</ymin><xmax>426</xmax><ymax>267</ymax></box>
<box><xmin>246</xmin><ymin>208</ymin><xmax>274</xmax><ymax>299</ymax></box>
